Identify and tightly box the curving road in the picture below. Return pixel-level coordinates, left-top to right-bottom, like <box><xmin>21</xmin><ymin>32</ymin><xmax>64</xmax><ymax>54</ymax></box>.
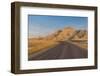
<box><xmin>28</xmin><ymin>41</ymin><xmax>88</xmax><ymax>60</ymax></box>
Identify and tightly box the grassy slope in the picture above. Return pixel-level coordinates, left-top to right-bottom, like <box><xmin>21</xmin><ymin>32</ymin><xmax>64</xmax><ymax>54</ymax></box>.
<box><xmin>28</xmin><ymin>39</ymin><xmax>58</xmax><ymax>55</ymax></box>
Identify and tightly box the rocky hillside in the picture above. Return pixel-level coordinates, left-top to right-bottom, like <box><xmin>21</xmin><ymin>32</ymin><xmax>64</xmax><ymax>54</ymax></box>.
<box><xmin>43</xmin><ymin>27</ymin><xmax>87</xmax><ymax>41</ymax></box>
<box><xmin>30</xmin><ymin>27</ymin><xmax>88</xmax><ymax>42</ymax></box>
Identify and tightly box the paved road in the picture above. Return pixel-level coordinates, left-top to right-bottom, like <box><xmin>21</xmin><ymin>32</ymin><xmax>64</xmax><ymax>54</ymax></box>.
<box><xmin>28</xmin><ymin>41</ymin><xmax>88</xmax><ymax>60</ymax></box>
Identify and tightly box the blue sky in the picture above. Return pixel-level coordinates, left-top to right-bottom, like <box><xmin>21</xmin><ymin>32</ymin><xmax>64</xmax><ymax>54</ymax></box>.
<box><xmin>28</xmin><ymin>15</ymin><xmax>88</xmax><ymax>38</ymax></box>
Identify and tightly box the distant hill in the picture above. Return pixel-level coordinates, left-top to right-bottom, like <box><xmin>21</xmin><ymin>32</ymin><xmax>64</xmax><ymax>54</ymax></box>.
<box><xmin>40</xmin><ymin>27</ymin><xmax>88</xmax><ymax>41</ymax></box>
<box><xmin>29</xmin><ymin>26</ymin><xmax>88</xmax><ymax>42</ymax></box>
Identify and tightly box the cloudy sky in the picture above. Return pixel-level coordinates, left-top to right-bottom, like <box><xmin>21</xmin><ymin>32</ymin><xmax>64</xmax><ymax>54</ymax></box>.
<box><xmin>28</xmin><ymin>15</ymin><xmax>88</xmax><ymax>38</ymax></box>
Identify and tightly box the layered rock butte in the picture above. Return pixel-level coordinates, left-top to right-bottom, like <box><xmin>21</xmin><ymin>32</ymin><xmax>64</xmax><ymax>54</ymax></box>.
<box><xmin>36</xmin><ymin>27</ymin><xmax>88</xmax><ymax>41</ymax></box>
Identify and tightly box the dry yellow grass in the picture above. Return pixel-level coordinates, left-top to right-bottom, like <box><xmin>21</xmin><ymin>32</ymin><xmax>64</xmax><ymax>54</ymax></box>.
<box><xmin>69</xmin><ymin>41</ymin><xmax>88</xmax><ymax>49</ymax></box>
<box><xmin>28</xmin><ymin>39</ymin><xmax>58</xmax><ymax>55</ymax></box>
<box><xmin>75</xmin><ymin>43</ymin><xmax>87</xmax><ymax>49</ymax></box>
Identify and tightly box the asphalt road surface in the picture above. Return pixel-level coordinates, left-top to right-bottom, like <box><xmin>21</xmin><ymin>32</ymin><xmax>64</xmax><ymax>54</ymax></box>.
<box><xmin>28</xmin><ymin>41</ymin><xmax>88</xmax><ymax>60</ymax></box>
